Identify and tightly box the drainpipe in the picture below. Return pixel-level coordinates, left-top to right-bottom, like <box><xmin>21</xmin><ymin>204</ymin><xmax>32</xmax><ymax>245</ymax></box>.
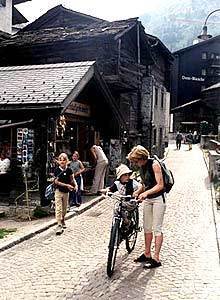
<box><xmin>117</xmin><ymin>38</ymin><xmax>121</xmax><ymax>74</ymax></box>
<box><xmin>149</xmin><ymin>74</ymin><xmax>155</xmax><ymax>152</ymax></box>
<box><xmin>137</xmin><ymin>21</ymin><xmax>142</xmax><ymax>133</ymax></box>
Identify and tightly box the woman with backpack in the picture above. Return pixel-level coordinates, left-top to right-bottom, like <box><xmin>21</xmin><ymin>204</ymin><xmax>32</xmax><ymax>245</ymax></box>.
<box><xmin>127</xmin><ymin>145</ymin><xmax>166</xmax><ymax>269</ymax></box>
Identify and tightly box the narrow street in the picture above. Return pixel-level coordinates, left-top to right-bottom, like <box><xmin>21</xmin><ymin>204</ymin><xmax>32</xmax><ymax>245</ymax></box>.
<box><xmin>0</xmin><ymin>143</ymin><xmax>220</xmax><ymax>300</ymax></box>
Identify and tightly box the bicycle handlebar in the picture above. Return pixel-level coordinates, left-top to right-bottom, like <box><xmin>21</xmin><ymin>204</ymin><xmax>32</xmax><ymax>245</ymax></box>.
<box><xmin>106</xmin><ymin>191</ymin><xmax>140</xmax><ymax>203</ymax></box>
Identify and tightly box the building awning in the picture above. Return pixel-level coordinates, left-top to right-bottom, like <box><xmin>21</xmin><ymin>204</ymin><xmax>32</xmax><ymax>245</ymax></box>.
<box><xmin>0</xmin><ymin>61</ymin><xmax>127</xmax><ymax>129</ymax></box>
<box><xmin>0</xmin><ymin>119</ymin><xmax>33</xmax><ymax>129</ymax></box>
<box><xmin>172</xmin><ymin>99</ymin><xmax>202</xmax><ymax>112</ymax></box>
<box><xmin>181</xmin><ymin>121</ymin><xmax>199</xmax><ymax>125</ymax></box>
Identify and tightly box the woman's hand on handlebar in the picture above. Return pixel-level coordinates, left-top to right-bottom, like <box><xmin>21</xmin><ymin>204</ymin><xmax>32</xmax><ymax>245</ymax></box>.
<box><xmin>137</xmin><ymin>191</ymin><xmax>148</xmax><ymax>202</ymax></box>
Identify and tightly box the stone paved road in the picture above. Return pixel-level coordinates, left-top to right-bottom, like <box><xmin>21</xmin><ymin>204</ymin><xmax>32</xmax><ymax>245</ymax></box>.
<box><xmin>0</xmin><ymin>143</ymin><xmax>220</xmax><ymax>300</ymax></box>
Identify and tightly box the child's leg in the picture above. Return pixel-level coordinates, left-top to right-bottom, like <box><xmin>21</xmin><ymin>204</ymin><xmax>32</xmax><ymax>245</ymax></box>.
<box><xmin>55</xmin><ymin>190</ymin><xmax>63</xmax><ymax>225</ymax></box>
<box><xmin>62</xmin><ymin>192</ymin><xmax>69</xmax><ymax>220</ymax></box>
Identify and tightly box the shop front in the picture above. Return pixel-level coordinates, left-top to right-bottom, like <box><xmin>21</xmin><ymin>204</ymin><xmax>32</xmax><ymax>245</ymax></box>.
<box><xmin>0</xmin><ymin>61</ymin><xmax>126</xmax><ymax>205</ymax></box>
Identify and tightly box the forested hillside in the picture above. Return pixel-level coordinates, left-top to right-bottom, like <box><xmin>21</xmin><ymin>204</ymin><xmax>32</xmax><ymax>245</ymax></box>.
<box><xmin>140</xmin><ymin>0</ymin><xmax>220</xmax><ymax>52</ymax></box>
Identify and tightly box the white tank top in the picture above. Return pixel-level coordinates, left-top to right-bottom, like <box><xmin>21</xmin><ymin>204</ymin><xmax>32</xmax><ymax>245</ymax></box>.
<box><xmin>93</xmin><ymin>145</ymin><xmax>108</xmax><ymax>163</ymax></box>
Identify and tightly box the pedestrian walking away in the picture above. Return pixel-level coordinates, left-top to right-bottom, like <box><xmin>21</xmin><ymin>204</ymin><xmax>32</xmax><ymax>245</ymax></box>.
<box><xmin>88</xmin><ymin>143</ymin><xmax>108</xmax><ymax>195</ymax></box>
<box><xmin>186</xmin><ymin>131</ymin><xmax>193</xmax><ymax>151</ymax></box>
<box><xmin>54</xmin><ymin>152</ymin><xmax>78</xmax><ymax>235</ymax></box>
<box><xmin>175</xmin><ymin>131</ymin><xmax>183</xmax><ymax>150</ymax></box>
<box><xmin>69</xmin><ymin>151</ymin><xmax>85</xmax><ymax>208</ymax></box>
<box><xmin>127</xmin><ymin>145</ymin><xmax>166</xmax><ymax>269</ymax></box>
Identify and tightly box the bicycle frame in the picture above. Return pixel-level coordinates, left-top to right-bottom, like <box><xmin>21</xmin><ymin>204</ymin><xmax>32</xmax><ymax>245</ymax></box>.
<box><xmin>106</xmin><ymin>192</ymin><xmax>139</xmax><ymax>277</ymax></box>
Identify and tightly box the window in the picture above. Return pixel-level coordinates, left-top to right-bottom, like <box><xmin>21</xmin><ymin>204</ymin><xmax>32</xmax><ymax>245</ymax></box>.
<box><xmin>201</xmin><ymin>69</ymin><xmax>206</xmax><ymax>76</ymax></box>
<box><xmin>155</xmin><ymin>87</ymin><xmax>158</xmax><ymax>106</ymax></box>
<box><xmin>202</xmin><ymin>52</ymin><xmax>207</xmax><ymax>60</ymax></box>
<box><xmin>210</xmin><ymin>53</ymin><xmax>215</xmax><ymax>59</ymax></box>
<box><xmin>161</xmin><ymin>92</ymin><xmax>165</xmax><ymax>109</ymax></box>
<box><xmin>0</xmin><ymin>0</ymin><xmax>6</xmax><ymax>7</ymax></box>
<box><xmin>201</xmin><ymin>85</ymin><xmax>205</xmax><ymax>91</ymax></box>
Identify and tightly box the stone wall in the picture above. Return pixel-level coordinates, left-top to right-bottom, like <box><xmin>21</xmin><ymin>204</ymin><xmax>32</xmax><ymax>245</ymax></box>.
<box><xmin>208</xmin><ymin>150</ymin><xmax>220</xmax><ymax>181</ymax></box>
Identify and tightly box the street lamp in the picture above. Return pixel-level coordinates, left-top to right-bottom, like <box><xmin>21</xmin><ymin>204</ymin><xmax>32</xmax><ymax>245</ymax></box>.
<box><xmin>197</xmin><ymin>9</ymin><xmax>220</xmax><ymax>41</ymax></box>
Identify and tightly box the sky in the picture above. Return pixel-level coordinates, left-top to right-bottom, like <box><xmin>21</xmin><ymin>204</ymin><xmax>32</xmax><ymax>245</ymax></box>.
<box><xmin>17</xmin><ymin>0</ymin><xmax>162</xmax><ymax>22</ymax></box>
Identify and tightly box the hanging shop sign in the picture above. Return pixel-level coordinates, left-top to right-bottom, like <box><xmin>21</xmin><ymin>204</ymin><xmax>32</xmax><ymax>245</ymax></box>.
<box><xmin>65</xmin><ymin>102</ymin><xmax>91</xmax><ymax>117</ymax></box>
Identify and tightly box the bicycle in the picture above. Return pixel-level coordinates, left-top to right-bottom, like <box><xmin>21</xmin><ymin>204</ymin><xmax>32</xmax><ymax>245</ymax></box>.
<box><xmin>106</xmin><ymin>192</ymin><xmax>140</xmax><ymax>277</ymax></box>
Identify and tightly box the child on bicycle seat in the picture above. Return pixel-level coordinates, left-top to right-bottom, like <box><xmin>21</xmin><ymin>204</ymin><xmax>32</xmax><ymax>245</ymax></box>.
<box><xmin>101</xmin><ymin>164</ymin><xmax>143</xmax><ymax>197</ymax></box>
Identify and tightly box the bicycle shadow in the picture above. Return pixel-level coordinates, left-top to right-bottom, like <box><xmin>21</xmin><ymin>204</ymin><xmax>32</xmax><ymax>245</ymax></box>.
<box><xmin>68</xmin><ymin>252</ymin><xmax>156</xmax><ymax>299</ymax></box>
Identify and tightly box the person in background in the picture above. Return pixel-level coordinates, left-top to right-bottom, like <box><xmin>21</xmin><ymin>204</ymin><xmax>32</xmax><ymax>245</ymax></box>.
<box><xmin>88</xmin><ymin>143</ymin><xmax>108</xmax><ymax>195</ymax></box>
<box><xmin>69</xmin><ymin>151</ymin><xmax>85</xmax><ymax>207</ymax></box>
<box><xmin>175</xmin><ymin>131</ymin><xmax>183</xmax><ymax>150</ymax></box>
<box><xmin>0</xmin><ymin>151</ymin><xmax>10</xmax><ymax>173</ymax></box>
<box><xmin>0</xmin><ymin>151</ymin><xmax>11</xmax><ymax>194</ymax></box>
<box><xmin>193</xmin><ymin>130</ymin><xmax>198</xmax><ymax>144</ymax></box>
<box><xmin>54</xmin><ymin>153</ymin><xmax>77</xmax><ymax>235</ymax></box>
<box><xmin>186</xmin><ymin>131</ymin><xmax>193</xmax><ymax>150</ymax></box>
<box><xmin>127</xmin><ymin>145</ymin><xmax>166</xmax><ymax>269</ymax></box>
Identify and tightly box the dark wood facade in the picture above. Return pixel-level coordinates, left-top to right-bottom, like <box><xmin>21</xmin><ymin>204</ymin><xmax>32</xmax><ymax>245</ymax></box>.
<box><xmin>0</xmin><ymin>5</ymin><xmax>173</xmax><ymax>204</ymax></box>
<box><xmin>0</xmin><ymin>6</ymin><xmax>172</xmax><ymax>148</ymax></box>
<box><xmin>171</xmin><ymin>35</ymin><xmax>220</xmax><ymax>109</ymax></box>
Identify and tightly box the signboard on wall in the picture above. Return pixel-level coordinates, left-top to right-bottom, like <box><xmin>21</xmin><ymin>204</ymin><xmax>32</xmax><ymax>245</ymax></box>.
<box><xmin>181</xmin><ymin>75</ymin><xmax>205</xmax><ymax>82</ymax></box>
<box><xmin>65</xmin><ymin>102</ymin><xmax>91</xmax><ymax>117</ymax></box>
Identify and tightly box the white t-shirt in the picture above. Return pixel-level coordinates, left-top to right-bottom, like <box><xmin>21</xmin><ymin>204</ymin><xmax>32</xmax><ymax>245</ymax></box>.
<box><xmin>0</xmin><ymin>158</ymin><xmax>10</xmax><ymax>173</ymax></box>
<box><xmin>110</xmin><ymin>179</ymin><xmax>141</xmax><ymax>196</ymax></box>
<box><xmin>93</xmin><ymin>145</ymin><xmax>108</xmax><ymax>163</ymax></box>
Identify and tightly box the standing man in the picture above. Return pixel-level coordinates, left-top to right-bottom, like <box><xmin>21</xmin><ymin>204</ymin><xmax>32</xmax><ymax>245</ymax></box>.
<box><xmin>186</xmin><ymin>131</ymin><xmax>193</xmax><ymax>150</ymax></box>
<box><xmin>89</xmin><ymin>143</ymin><xmax>108</xmax><ymax>195</ymax></box>
<box><xmin>175</xmin><ymin>131</ymin><xmax>183</xmax><ymax>150</ymax></box>
<box><xmin>127</xmin><ymin>145</ymin><xmax>166</xmax><ymax>269</ymax></box>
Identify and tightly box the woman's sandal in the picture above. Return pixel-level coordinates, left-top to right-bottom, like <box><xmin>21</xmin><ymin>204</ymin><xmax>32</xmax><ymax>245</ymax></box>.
<box><xmin>143</xmin><ymin>258</ymin><xmax>162</xmax><ymax>269</ymax></box>
<box><xmin>134</xmin><ymin>253</ymin><xmax>152</xmax><ymax>263</ymax></box>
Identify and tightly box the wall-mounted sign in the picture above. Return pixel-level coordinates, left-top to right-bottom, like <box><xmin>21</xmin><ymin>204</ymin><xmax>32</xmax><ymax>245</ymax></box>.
<box><xmin>181</xmin><ymin>75</ymin><xmax>205</xmax><ymax>82</ymax></box>
<box><xmin>66</xmin><ymin>102</ymin><xmax>91</xmax><ymax>117</ymax></box>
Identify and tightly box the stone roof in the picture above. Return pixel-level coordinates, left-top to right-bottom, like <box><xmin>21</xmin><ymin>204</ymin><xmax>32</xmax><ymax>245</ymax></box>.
<box><xmin>0</xmin><ymin>30</ymin><xmax>11</xmax><ymax>42</ymax></box>
<box><xmin>203</xmin><ymin>82</ymin><xmax>220</xmax><ymax>91</ymax></box>
<box><xmin>0</xmin><ymin>61</ymin><xmax>95</xmax><ymax>107</ymax></box>
<box><xmin>13</xmin><ymin>0</ymin><xmax>31</xmax><ymax>4</ymax></box>
<box><xmin>20</xmin><ymin>5</ymin><xmax>104</xmax><ymax>32</ymax></box>
<box><xmin>0</xmin><ymin>18</ymin><xmax>138</xmax><ymax>47</ymax></box>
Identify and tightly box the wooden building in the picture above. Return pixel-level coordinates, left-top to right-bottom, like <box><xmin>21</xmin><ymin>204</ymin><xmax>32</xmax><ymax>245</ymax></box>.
<box><xmin>171</xmin><ymin>34</ymin><xmax>220</xmax><ymax>132</ymax></box>
<box><xmin>0</xmin><ymin>61</ymin><xmax>125</xmax><ymax>204</ymax></box>
<box><xmin>171</xmin><ymin>81</ymin><xmax>220</xmax><ymax>134</ymax></box>
<box><xmin>0</xmin><ymin>5</ymin><xmax>173</xmax><ymax>204</ymax></box>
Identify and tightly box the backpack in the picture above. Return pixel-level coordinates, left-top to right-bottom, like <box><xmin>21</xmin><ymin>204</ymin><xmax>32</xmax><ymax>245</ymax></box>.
<box><xmin>153</xmin><ymin>155</ymin><xmax>174</xmax><ymax>193</ymax></box>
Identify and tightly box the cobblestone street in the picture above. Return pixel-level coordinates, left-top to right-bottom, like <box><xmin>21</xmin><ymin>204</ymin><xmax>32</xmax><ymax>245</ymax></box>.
<box><xmin>0</xmin><ymin>143</ymin><xmax>220</xmax><ymax>300</ymax></box>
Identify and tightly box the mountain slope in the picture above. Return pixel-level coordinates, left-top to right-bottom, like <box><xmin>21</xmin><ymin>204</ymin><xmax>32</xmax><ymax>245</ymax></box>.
<box><xmin>140</xmin><ymin>0</ymin><xmax>220</xmax><ymax>51</ymax></box>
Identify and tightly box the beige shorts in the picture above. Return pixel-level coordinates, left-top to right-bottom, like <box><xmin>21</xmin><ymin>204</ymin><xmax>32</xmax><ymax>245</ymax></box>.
<box><xmin>143</xmin><ymin>195</ymin><xmax>166</xmax><ymax>236</ymax></box>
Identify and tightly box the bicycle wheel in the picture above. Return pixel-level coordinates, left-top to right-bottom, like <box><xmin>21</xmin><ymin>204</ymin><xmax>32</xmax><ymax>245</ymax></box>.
<box><xmin>107</xmin><ymin>218</ymin><xmax>120</xmax><ymax>277</ymax></box>
<box><xmin>125</xmin><ymin>208</ymin><xmax>139</xmax><ymax>253</ymax></box>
